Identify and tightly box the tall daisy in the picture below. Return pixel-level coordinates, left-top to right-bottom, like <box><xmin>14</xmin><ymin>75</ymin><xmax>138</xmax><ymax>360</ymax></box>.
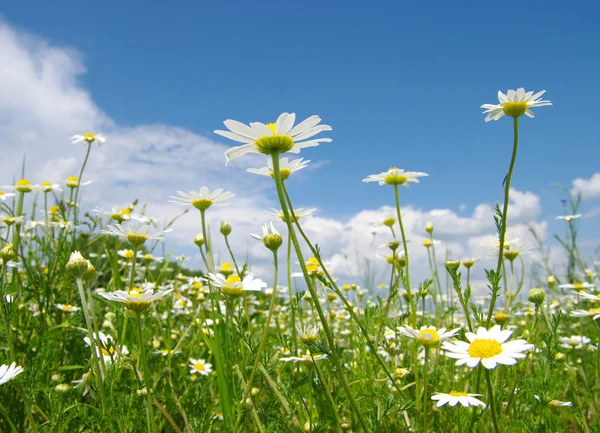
<box><xmin>214</xmin><ymin>113</ymin><xmax>332</xmax><ymax>163</ymax></box>
<box><xmin>247</xmin><ymin>157</ymin><xmax>309</xmax><ymax>180</ymax></box>
<box><xmin>71</xmin><ymin>132</ymin><xmax>107</xmax><ymax>145</ymax></box>
<box><xmin>363</xmin><ymin>168</ymin><xmax>428</xmax><ymax>187</ymax></box>
<box><xmin>431</xmin><ymin>391</ymin><xmax>486</xmax><ymax>408</ymax></box>
<box><xmin>397</xmin><ymin>325</ymin><xmax>460</xmax><ymax>348</ymax></box>
<box><xmin>481</xmin><ymin>88</ymin><xmax>552</xmax><ymax>122</ymax></box>
<box><xmin>207</xmin><ymin>273</ymin><xmax>266</xmax><ymax>297</ymax></box>
<box><xmin>442</xmin><ymin>325</ymin><xmax>534</xmax><ymax>369</ymax></box>
<box><xmin>169</xmin><ymin>187</ymin><xmax>235</xmax><ymax>211</ymax></box>
<box><xmin>97</xmin><ymin>287</ymin><xmax>173</xmax><ymax>312</ymax></box>
<box><xmin>101</xmin><ymin>223</ymin><xmax>171</xmax><ymax>247</ymax></box>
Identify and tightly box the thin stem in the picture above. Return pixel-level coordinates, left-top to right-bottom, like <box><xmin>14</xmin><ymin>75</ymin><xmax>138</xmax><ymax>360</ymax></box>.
<box><xmin>423</xmin><ymin>348</ymin><xmax>430</xmax><ymax>433</ymax></box>
<box><xmin>135</xmin><ymin>311</ymin><xmax>156</xmax><ymax>433</ymax></box>
<box><xmin>485</xmin><ymin>368</ymin><xmax>500</xmax><ymax>433</ymax></box>
<box><xmin>393</xmin><ymin>185</ymin><xmax>416</xmax><ymax>326</ymax></box>
<box><xmin>72</xmin><ymin>142</ymin><xmax>92</xmax><ymax>249</ymax></box>
<box><xmin>224</xmin><ymin>235</ymin><xmax>241</xmax><ymax>276</ymax></box>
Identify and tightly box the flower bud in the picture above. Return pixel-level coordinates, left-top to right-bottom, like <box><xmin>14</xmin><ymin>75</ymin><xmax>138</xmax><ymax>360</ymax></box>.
<box><xmin>250</xmin><ymin>387</ymin><xmax>259</xmax><ymax>397</ymax></box>
<box><xmin>425</xmin><ymin>222</ymin><xmax>434</xmax><ymax>234</ymax></box>
<box><xmin>66</xmin><ymin>251</ymin><xmax>89</xmax><ymax>277</ymax></box>
<box><xmin>528</xmin><ymin>288</ymin><xmax>545</xmax><ymax>306</ymax></box>
<box><xmin>395</xmin><ymin>367</ymin><xmax>410</xmax><ymax>379</ymax></box>
<box><xmin>554</xmin><ymin>352</ymin><xmax>566</xmax><ymax>363</ymax></box>
<box><xmin>494</xmin><ymin>313</ymin><xmax>509</xmax><ymax>326</ymax></box>
<box><xmin>263</xmin><ymin>234</ymin><xmax>283</xmax><ymax>251</ymax></box>
<box><xmin>445</xmin><ymin>260</ymin><xmax>460</xmax><ymax>271</ymax></box>
<box><xmin>83</xmin><ymin>260</ymin><xmax>96</xmax><ymax>280</ymax></box>
<box><xmin>547</xmin><ymin>275</ymin><xmax>556</xmax><ymax>287</ymax></box>
<box><xmin>193</xmin><ymin>234</ymin><xmax>205</xmax><ymax>247</ymax></box>
<box><xmin>0</xmin><ymin>243</ymin><xmax>16</xmax><ymax>262</ymax></box>
<box><xmin>55</xmin><ymin>383</ymin><xmax>71</xmax><ymax>392</ymax></box>
<box><xmin>220</xmin><ymin>221</ymin><xmax>232</xmax><ymax>236</ymax></box>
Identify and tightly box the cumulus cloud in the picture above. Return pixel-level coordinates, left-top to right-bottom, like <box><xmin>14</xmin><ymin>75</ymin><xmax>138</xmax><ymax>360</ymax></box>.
<box><xmin>571</xmin><ymin>173</ymin><xmax>600</xmax><ymax>199</ymax></box>
<box><xmin>0</xmin><ymin>19</ymin><xmax>560</xmax><ymax>297</ymax></box>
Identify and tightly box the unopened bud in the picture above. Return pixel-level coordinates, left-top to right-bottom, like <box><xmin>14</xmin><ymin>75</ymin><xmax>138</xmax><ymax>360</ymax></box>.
<box><xmin>220</xmin><ymin>221</ymin><xmax>232</xmax><ymax>236</ymax></box>
<box><xmin>193</xmin><ymin>234</ymin><xmax>205</xmax><ymax>247</ymax></box>
<box><xmin>66</xmin><ymin>251</ymin><xmax>89</xmax><ymax>277</ymax></box>
<box><xmin>83</xmin><ymin>260</ymin><xmax>96</xmax><ymax>280</ymax></box>
<box><xmin>263</xmin><ymin>234</ymin><xmax>282</xmax><ymax>251</ymax></box>
<box><xmin>395</xmin><ymin>368</ymin><xmax>410</xmax><ymax>379</ymax></box>
<box><xmin>0</xmin><ymin>243</ymin><xmax>16</xmax><ymax>262</ymax></box>
<box><xmin>554</xmin><ymin>353</ymin><xmax>566</xmax><ymax>363</ymax></box>
<box><xmin>250</xmin><ymin>387</ymin><xmax>259</xmax><ymax>396</ymax></box>
<box><xmin>425</xmin><ymin>222</ymin><xmax>434</xmax><ymax>234</ymax></box>
<box><xmin>547</xmin><ymin>275</ymin><xmax>557</xmax><ymax>287</ymax></box>
<box><xmin>528</xmin><ymin>288</ymin><xmax>545</xmax><ymax>306</ymax></box>
<box><xmin>445</xmin><ymin>260</ymin><xmax>460</xmax><ymax>271</ymax></box>
<box><xmin>494</xmin><ymin>313</ymin><xmax>509</xmax><ymax>326</ymax></box>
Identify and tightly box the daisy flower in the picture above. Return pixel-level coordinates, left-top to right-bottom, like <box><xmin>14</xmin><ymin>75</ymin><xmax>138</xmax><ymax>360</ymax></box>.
<box><xmin>559</xmin><ymin>282</ymin><xmax>595</xmax><ymax>292</ymax></box>
<box><xmin>63</xmin><ymin>176</ymin><xmax>92</xmax><ymax>189</ymax></box>
<box><xmin>481</xmin><ymin>88</ymin><xmax>552</xmax><ymax>122</ymax></box>
<box><xmin>570</xmin><ymin>308</ymin><xmax>600</xmax><ymax>320</ymax></box>
<box><xmin>71</xmin><ymin>132</ymin><xmax>107</xmax><ymax>145</ymax></box>
<box><xmin>0</xmin><ymin>362</ymin><xmax>24</xmax><ymax>386</ymax></box>
<box><xmin>398</xmin><ymin>325</ymin><xmax>460</xmax><ymax>347</ymax></box>
<box><xmin>247</xmin><ymin>157</ymin><xmax>310</xmax><ymax>181</ymax></box>
<box><xmin>169</xmin><ymin>187</ymin><xmax>235</xmax><ymax>211</ymax></box>
<box><xmin>442</xmin><ymin>325</ymin><xmax>534</xmax><ymax>369</ymax></box>
<box><xmin>556</xmin><ymin>214</ymin><xmax>581</xmax><ymax>222</ymax></box>
<box><xmin>97</xmin><ymin>287</ymin><xmax>173</xmax><ymax>312</ymax></box>
<box><xmin>298</xmin><ymin>324</ymin><xmax>320</xmax><ymax>343</ymax></box>
<box><xmin>266</xmin><ymin>207</ymin><xmax>316</xmax><ymax>222</ymax></box>
<box><xmin>93</xmin><ymin>206</ymin><xmax>147</xmax><ymax>223</ymax></box>
<box><xmin>363</xmin><ymin>167</ymin><xmax>428</xmax><ymax>187</ymax></box>
<box><xmin>3</xmin><ymin>179</ymin><xmax>35</xmax><ymax>193</ymax></box>
<box><xmin>431</xmin><ymin>391</ymin><xmax>486</xmax><ymax>408</ymax></box>
<box><xmin>207</xmin><ymin>273</ymin><xmax>266</xmax><ymax>297</ymax></box>
<box><xmin>547</xmin><ymin>400</ymin><xmax>573</xmax><ymax>408</ymax></box>
<box><xmin>56</xmin><ymin>304</ymin><xmax>80</xmax><ymax>313</ymax></box>
<box><xmin>279</xmin><ymin>353</ymin><xmax>328</xmax><ymax>364</ymax></box>
<box><xmin>374</xmin><ymin>216</ymin><xmax>396</xmax><ymax>228</ymax></box>
<box><xmin>250</xmin><ymin>222</ymin><xmax>283</xmax><ymax>251</ymax></box>
<box><xmin>154</xmin><ymin>349</ymin><xmax>182</xmax><ymax>357</ymax></box>
<box><xmin>101</xmin><ymin>223</ymin><xmax>172</xmax><ymax>247</ymax></box>
<box><xmin>559</xmin><ymin>335</ymin><xmax>591</xmax><ymax>350</ymax></box>
<box><xmin>33</xmin><ymin>182</ymin><xmax>62</xmax><ymax>193</ymax></box>
<box><xmin>579</xmin><ymin>291</ymin><xmax>600</xmax><ymax>302</ymax></box>
<box><xmin>72</xmin><ymin>372</ymin><xmax>94</xmax><ymax>397</ymax></box>
<box><xmin>0</xmin><ymin>190</ymin><xmax>15</xmax><ymax>201</ymax></box>
<box><xmin>214</xmin><ymin>112</ymin><xmax>332</xmax><ymax>164</ymax></box>
<box><xmin>1</xmin><ymin>216</ymin><xmax>24</xmax><ymax>227</ymax></box>
<box><xmin>84</xmin><ymin>332</ymin><xmax>128</xmax><ymax>365</ymax></box>
<box><xmin>189</xmin><ymin>358</ymin><xmax>213</xmax><ymax>376</ymax></box>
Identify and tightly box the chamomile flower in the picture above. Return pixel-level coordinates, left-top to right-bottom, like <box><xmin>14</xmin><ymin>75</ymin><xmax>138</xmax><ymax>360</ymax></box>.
<box><xmin>1</xmin><ymin>216</ymin><xmax>25</xmax><ymax>227</ymax></box>
<box><xmin>55</xmin><ymin>304</ymin><xmax>80</xmax><ymax>313</ymax></box>
<box><xmin>579</xmin><ymin>291</ymin><xmax>600</xmax><ymax>302</ymax></box>
<box><xmin>374</xmin><ymin>216</ymin><xmax>397</xmax><ymax>228</ymax></box>
<box><xmin>556</xmin><ymin>214</ymin><xmax>581</xmax><ymax>222</ymax></box>
<box><xmin>559</xmin><ymin>282</ymin><xmax>595</xmax><ymax>292</ymax></box>
<box><xmin>154</xmin><ymin>349</ymin><xmax>182</xmax><ymax>357</ymax></box>
<box><xmin>250</xmin><ymin>222</ymin><xmax>283</xmax><ymax>251</ymax></box>
<box><xmin>247</xmin><ymin>157</ymin><xmax>309</xmax><ymax>180</ymax></box>
<box><xmin>481</xmin><ymin>88</ymin><xmax>552</xmax><ymax>122</ymax></box>
<box><xmin>431</xmin><ymin>391</ymin><xmax>486</xmax><ymax>408</ymax></box>
<box><xmin>570</xmin><ymin>308</ymin><xmax>600</xmax><ymax>320</ymax></box>
<box><xmin>170</xmin><ymin>187</ymin><xmax>235</xmax><ymax>211</ymax></box>
<box><xmin>72</xmin><ymin>372</ymin><xmax>94</xmax><ymax>397</ymax></box>
<box><xmin>442</xmin><ymin>325</ymin><xmax>534</xmax><ymax>369</ymax></box>
<box><xmin>3</xmin><ymin>179</ymin><xmax>35</xmax><ymax>193</ymax></box>
<box><xmin>207</xmin><ymin>273</ymin><xmax>266</xmax><ymax>297</ymax></box>
<box><xmin>97</xmin><ymin>287</ymin><xmax>173</xmax><ymax>312</ymax></box>
<box><xmin>84</xmin><ymin>332</ymin><xmax>129</xmax><ymax>365</ymax></box>
<box><xmin>101</xmin><ymin>223</ymin><xmax>171</xmax><ymax>246</ymax></box>
<box><xmin>363</xmin><ymin>168</ymin><xmax>428</xmax><ymax>187</ymax></box>
<box><xmin>93</xmin><ymin>206</ymin><xmax>146</xmax><ymax>223</ymax></box>
<box><xmin>33</xmin><ymin>182</ymin><xmax>62</xmax><ymax>193</ymax></box>
<box><xmin>63</xmin><ymin>176</ymin><xmax>92</xmax><ymax>189</ymax></box>
<box><xmin>298</xmin><ymin>325</ymin><xmax>320</xmax><ymax>343</ymax></box>
<box><xmin>560</xmin><ymin>335</ymin><xmax>591</xmax><ymax>350</ymax></box>
<box><xmin>266</xmin><ymin>208</ymin><xmax>316</xmax><ymax>222</ymax></box>
<box><xmin>279</xmin><ymin>353</ymin><xmax>328</xmax><ymax>364</ymax></box>
<box><xmin>189</xmin><ymin>358</ymin><xmax>213</xmax><ymax>376</ymax></box>
<box><xmin>214</xmin><ymin>112</ymin><xmax>332</xmax><ymax>163</ymax></box>
<box><xmin>71</xmin><ymin>132</ymin><xmax>107</xmax><ymax>145</ymax></box>
<box><xmin>398</xmin><ymin>325</ymin><xmax>460</xmax><ymax>347</ymax></box>
<box><xmin>0</xmin><ymin>362</ymin><xmax>24</xmax><ymax>386</ymax></box>
<box><xmin>547</xmin><ymin>400</ymin><xmax>573</xmax><ymax>408</ymax></box>
<box><xmin>0</xmin><ymin>190</ymin><xmax>15</xmax><ymax>201</ymax></box>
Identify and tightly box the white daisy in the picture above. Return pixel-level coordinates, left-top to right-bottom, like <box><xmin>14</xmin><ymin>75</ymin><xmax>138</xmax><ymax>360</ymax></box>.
<box><xmin>84</xmin><ymin>332</ymin><xmax>129</xmax><ymax>365</ymax></box>
<box><xmin>481</xmin><ymin>88</ymin><xmax>552</xmax><ymax>122</ymax></box>
<box><xmin>72</xmin><ymin>372</ymin><xmax>94</xmax><ymax>397</ymax></box>
<box><xmin>2</xmin><ymin>179</ymin><xmax>35</xmax><ymax>193</ymax></box>
<box><xmin>579</xmin><ymin>291</ymin><xmax>600</xmax><ymax>302</ymax></box>
<box><xmin>0</xmin><ymin>190</ymin><xmax>15</xmax><ymax>201</ymax></box>
<box><xmin>93</xmin><ymin>206</ymin><xmax>148</xmax><ymax>223</ymax></box>
<box><xmin>570</xmin><ymin>308</ymin><xmax>600</xmax><ymax>320</ymax></box>
<box><xmin>431</xmin><ymin>391</ymin><xmax>486</xmax><ymax>408</ymax></box>
<box><xmin>247</xmin><ymin>157</ymin><xmax>310</xmax><ymax>180</ymax></box>
<box><xmin>559</xmin><ymin>335</ymin><xmax>591</xmax><ymax>350</ymax></box>
<box><xmin>397</xmin><ymin>325</ymin><xmax>460</xmax><ymax>347</ymax></box>
<box><xmin>363</xmin><ymin>167</ymin><xmax>428</xmax><ymax>187</ymax></box>
<box><xmin>71</xmin><ymin>132</ymin><xmax>107</xmax><ymax>145</ymax></box>
<box><xmin>56</xmin><ymin>304</ymin><xmax>80</xmax><ymax>313</ymax></box>
<box><xmin>556</xmin><ymin>214</ymin><xmax>581</xmax><ymax>222</ymax></box>
<box><xmin>559</xmin><ymin>282</ymin><xmax>595</xmax><ymax>292</ymax></box>
<box><xmin>169</xmin><ymin>187</ymin><xmax>235</xmax><ymax>211</ymax></box>
<box><xmin>207</xmin><ymin>273</ymin><xmax>266</xmax><ymax>297</ymax></box>
<box><xmin>100</xmin><ymin>223</ymin><xmax>171</xmax><ymax>246</ymax></box>
<box><xmin>63</xmin><ymin>176</ymin><xmax>92</xmax><ymax>189</ymax></box>
<box><xmin>189</xmin><ymin>358</ymin><xmax>213</xmax><ymax>376</ymax></box>
<box><xmin>279</xmin><ymin>353</ymin><xmax>328</xmax><ymax>364</ymax></box>
<box><xmin>250</xmin><ymin>222</ymin><xmax>282</xmax><ymax>251</ymax></box>
<box><xmin>442</xmin><ymin>325</ymin><xmax>534</xmax><ymax>369</ymax></box>
<box><xmin>0</xmin><ymin>362</ymin><xmax>24</xmax><ymax>386</ymax></box>
<box><xmin>215</xmin><ymin>112</ymin><xmax>332</xmax><ymax>164</ymax></box>
<box><xmin>154</xmin><ymin>349</ymin><xmax>182</xmax><ymax>357</ymax></box>
<box><xmin>97</xmin><ymin>287</ymin><xmax>173</xmax><ymax>312</ymax></box>
<box><xmin>266</xmin><ymin>207</ymin><xmax>316</xmax><ymax>222</ymax></box>
<box><xmin>547</xmin><ymin>400</ymin><xmax>573</xmax><ymax>408</ymax></box>
<box><xmin>33</xmin><ymin>182</ymin><xmax>62</xmax><ymax>193</ymax></box>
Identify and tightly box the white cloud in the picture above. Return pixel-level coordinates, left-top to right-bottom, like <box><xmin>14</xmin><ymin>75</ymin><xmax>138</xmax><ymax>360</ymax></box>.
<box><xmin>571</xmin><ymin>172</ymin><xmax>600</xmax><ymax>199</ymax></box>
<box><xmin>0</xmin><ymin>20</ymin><xmax>563</xmax><ymax>298</ymax></box>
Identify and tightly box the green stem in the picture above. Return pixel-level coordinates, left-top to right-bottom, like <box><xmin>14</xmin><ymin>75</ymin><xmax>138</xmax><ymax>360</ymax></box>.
<box><xmin>485</xmin><ymin>368</ymin><xmax>500</xmax><ymax>433</ymax></box>
<box><xmin>287</xmin><ymin>232</ymin><xmax>298</xmax><ymax>352</ymax></box>
<box><xmin>423</xmin><ymin>348</ymin><xmax>429</xmax><ymax>433</ymax></box>
<box><xmin>135</xmin><ymin>311</ymin><xmax>156</xmax><ymax>433</ymax></box>
<box><xmin>224</xmin><ymin>235</ymin><xmax>241</xmax><ymax>276</ymax></box>
<box><xmin>486</xmin><ymin>116</ymin><xmax>519</xmax><ymax>326</ymax></box>
<box><xmin>271</xmin><ymin>153</ymin><xmax>369</xmax><ymax>432</ymax></box>
<box><xmin>120</xmin><ymin>245</ymin><xmax>139</xmax><ymax>346</ymax></box>
<box><xmin>72</xmin><ymin>142</ymin><xmax>92</xmax><ymax>249</ymax></box>
<box><xmin>393</xmin><ymin>185</ymin><xmax>415</xmax><ymax>326</ymax></box>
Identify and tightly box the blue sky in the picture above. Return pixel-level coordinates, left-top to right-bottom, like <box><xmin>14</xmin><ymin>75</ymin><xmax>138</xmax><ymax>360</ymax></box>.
<box><xmin>1</xmin><ymin>1</ymin><xmax>599</xmax><ymax>262</ymax></box>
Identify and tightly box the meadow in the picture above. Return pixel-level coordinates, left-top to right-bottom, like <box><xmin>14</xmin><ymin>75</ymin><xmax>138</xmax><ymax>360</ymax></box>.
<box><xmin>0</xmin><ymin>88</ymin><xmax>598</xmax><ymax>432</ymax></box>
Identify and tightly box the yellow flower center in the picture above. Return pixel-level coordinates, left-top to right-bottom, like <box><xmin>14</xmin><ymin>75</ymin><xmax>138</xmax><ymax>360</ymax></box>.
<box><xmin>83</xmin><ymin>132</ymin><xmax>96</xmax><ymax>142</ymax></box>
<box><xmin>306</xmin><ymin>258</ymin><xmax>320</xmax><ymax>273</ymax></box>
<box><xmin>41</xmin><ymin>181</ymin><xmax>51</xmax><ymax>189</ymax></box>
<box><xmin>468</xmin><ymin>339</ymin><xmax>502</xmax><ymax>358</ymax></box>
<box><xmin>194</xmin><ymin>363</ymin><xmax>205</xmax><ymax>371</ymax></box>
<box><xmin>270</xmin><ymin>169</ymin><xmax>291</xmax><ymax>180</ymax></box>
<box><xmin>449</xmin><ymin>391</ymin><xmax>468</xmax><ymax>397</ymax></box>
<box><xmin>16</xmin><ymin>179</ymin><xmax>32</xmax><ymax>192</ymax></box>
<box><xmin>571</xmin><ymin>283</ymin><xmax>585</xmax><ymax>290</ymax></box>
<box><xmin>417</xmin><ymin>329</ymin><xmax>440</xmax><ymax>347</ymax></box>
<box><xmin>221</xmin><ymin>275</ymin><xmax>244</xmax><ymax>296</ymax></box>
<box><xmin>463</xmin><ymin>260</ymin><xmax>475</xmax><ymax>268</ymax></box>
<box><xmin>384</xmin><ymin>174</ymin><xmax>408</xmax><ymax>186</ymax></box>
<box><xmin>123</xmin><ymin>250</ymin><xmax>135</xmax><ymax>259</ymax></box>
<box><xmin>423</xmin><ymin>239</ymin><xmax>433</xmax><ymax>248</ymax></box>
<box><xmin>126</xmin><ymin>232</ymin><xmax>148</xmax><ymax>247</ymax></box>
<box><xmin>0</xmin><ymin>191</ymin><xmax>4</xmax><ymax>196</ymax></box>
<box><xmin>62</xmin><ymin>305</ymin><xmax>74</xmax><ymax>312</ymax></box>
<box><xmin>383</xmin><ymin>217</ymin><xmax>396</xmax><ymax>227</ymax></box>
<box><xmin>3</xmin><ymin>217</ymin><xmax>16</xmax><ymax>226</ymax></box>
<box><xmin>144</xmin><ymin>254</ymin><xmax>155</xmax><ymax>262</ymax></box>
<box><xmin>588</xmin><ymin>308</ymin><xmax>600</xmax><ymax>315</ymax></box>
<box><xmin>254</xmin><ymin>122</ymin><xmax>295</xmax><ymax>155</ymax></box>
<box><xmin>192</xmin><ymin>198</ymin><xmax>213</xmax><ymax>211</ymax></box>
<box><xmin>101</xmin><ymin>347</ymin><xmax>115</xmax><ymax>357</ymax></box>
<box><xmin>502</xmin><ymin>101</ymin><xmax>529</xmax><ymax>118</ymax></box>
<box><xmin>49</xmin><ymin>205</ymin><xmax>59</xmax><ymax>213</ymax></box>
<box><xmin>66</xmin><ymin>176</ymin><xmax>80</xmax><ymax>188</ymax></box>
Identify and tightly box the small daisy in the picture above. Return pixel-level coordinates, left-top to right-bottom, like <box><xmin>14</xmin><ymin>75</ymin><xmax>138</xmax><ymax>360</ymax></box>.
<box><xmin>556</xmin><ymin>214</ymin><xmax>581</xmax><ymax>222</ymax></box>
<box><xmin>214</xmin><ymin>112</ymin><xmax>332</xmax><ymax>164</ymax></box>
<box><xmin>207</xmin><ymin>273</ymin><xmax>266</xmax><ymax>297</ymax></box>
<box><xmin>559</xmin><ymin>335</ymin><xmax>591</xmax><ymax>350</ymax></box>
<box><xmin>169</xmin><ymin>187</ymin><xmax>235</xmax><ymax>211</ymax></box>
<box><xmin>154</xmin><ymin>349</ymin><xmax>182</xmax><ymax>357</ymax></box>
<box><xmin>398</xmin><ymin>325</ymin><xmax>460</xmax><ymax>347</ymax></box>
<box><xmin>3</xmin><ymin>179</ymin><xmax>35</xmax><ymax>193</ymax></box>
<box><xmin>1</xmin><ymin>216</ymin><xmax>25</xmax><ymax>227</ymax></box>
<box><xmin>97</xmin><ymin>287</ymin><xmax>173</xmax><ymax>312</ymax></box>
<box><xmin>101</xmin><ymin>223</ymin><xmax>172</xmax><ymax>247</ymax></box>
<box><xmin>93</xmin><ymin>206</ymin><xmax>147</xmax><ymax>223</ymax></box>
<box><xmin>117</xmin><ymin>249</ymin><xmax>143</xmax><ymax>261</ymax></box>
<box><xmin>559</xmin><ymin>282</ymin><xmax>595</xmax><ymax>292</ymax></box>
<box><xmin>250</xmin><ymin>222</ymin><xmax>282</xmax><ymax>250</ymax></box>
<box><xmin>579</xmin><ymin>291</ymin><xmax>600</xmax><ymax>302</ymax></box>
<box><xmin>363</xmin><ymin>167</ymin><xmax>428</xmax><ymax>187</ymax></box>
<box><xmin>266</xmin><ymin>207</ymin><xmax>316</xmax><ymax>222</ymax></box>
<box><xmin>298</xmin><ymin>325</ymin><xmax>320</xmax><ymax>343</ymax></box>
<box><xmin>570</xmin><ymin>308</ymin><xmax>600</xmax><ymax>320</ymax></box>
<box><xmin>84</xmin><ymin>332</ymin><xmax>129</xmax><ymax>365</ymax></box>
<box><xmin>547</xmin><ymin>400</ymin><xmax>573</xmax><ymax>408</ymax></box>
<box><xmin>442</xmin><ymin>325</ymin><xmax>534</xmax><ymax>369</ymax></box>
<box><xmin>0</xmin><ymin>190</ymin><xmax>15</xmax><ymax>201</ymax></box>
<box><xmin>33</xmin><ymin>182</ymin><xmax>62</xmax><ymax>193</ymax></box>
<box><xmin>481</xmin><ymin>88</ymin><xmax>552</xmax><ymax>122</ymax></box>
<box><xmin>247</xmin><ymin>157</ymin><xmax>310</xmax><ymax>180</ymax></box>
<box><xmin>279</xmin><ymin>353</ymin><xmax>328</xmax><ymax>364</ymax></box>
<box><xmin>374</xmin><ymin>216</ymin><xmax>397</xmax><ymax>228</ymax></box>
<box><xmin>71</xmin><ymin>132</ymin><xmax>107</xmax><ymax>145</ymax></box>
<box><xmin>72</xmin><ymin>372</ymin><xmax>94</xmax><ymax>397</ymax></box>
<box><xmin>63</xmin><ymin>176</ymin><xmax>92</xmax><ymax>189</ymax></box>
<box><xmin>56</xmin><ymin>304</ymin><xmax>80</xmax><ymax>313</ymax></box>
<box><xmin>431</xmin><ymin>391</ymin><xmax>486</xmax><ymax>408</ymax></box>
<box><xmin>0</xmin><ymin>362</ymin><xmax>24</xmax><ymax>386</ymax></box>
<box><xmin>189</xmin><ymin>358</ymin><xmax>213</xmax><ymax>376</ymax></box>
<box><xmin>462</xmin><ymin>257</ymin><xmax>481</xmax><ymax>269</ymax></box>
